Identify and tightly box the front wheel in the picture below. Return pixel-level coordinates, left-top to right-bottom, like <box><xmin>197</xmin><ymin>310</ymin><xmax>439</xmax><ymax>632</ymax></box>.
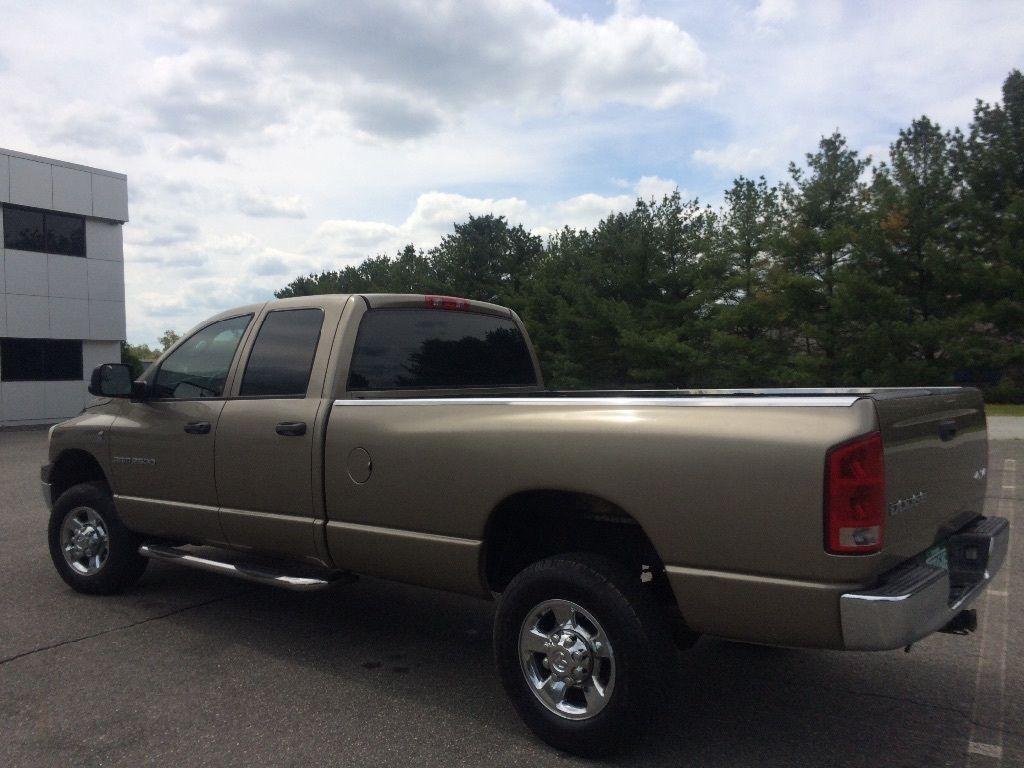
<box><xmin>48</xmin><ymin>481</ymin><xmax>147</xmax><ymax>594</ymax></box>
<box><xmin>493</xmin><ymin>552</ymin><xmax>673</xmax><ymax>756</ymax></box>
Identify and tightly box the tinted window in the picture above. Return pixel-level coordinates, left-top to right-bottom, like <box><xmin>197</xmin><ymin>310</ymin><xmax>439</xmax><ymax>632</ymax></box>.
<box><xmin>153</xmin><ymin>315</ymin><xmax>251</xmax><ymax>399</ymax></box>
<box><xmin>3</xmin><ymin>206</ymin><xmax>45</xmax><ymax>252</ymax></box>
<box><xmin>348</xmin><ymin>309</ymin><xmax>537</xmax><ymax>390</ymax></box>
<box><xmin>1</xmin><ymin>338</ymin><xmax>83</xmax><ymax>381</ymax></box>
<box><xmin>45</xmin><ymin>212</ymin><xmax>87</xmax><ymax>256</ymax></box>
<box><xmin>240</xmin><ymin>309</ymin><xmax>323</xmax><ymax>397</ymax></box>
<box><xmin>2</xmin><ymin>204</ymin><xmax>85</xmax><ymax>257</ymax></box>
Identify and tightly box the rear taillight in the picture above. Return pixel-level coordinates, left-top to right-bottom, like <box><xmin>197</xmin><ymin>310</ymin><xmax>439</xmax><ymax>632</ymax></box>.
<box><xmin>425</xmin><ymin>295</ymin><xmax>470</xmax><ymax>311</ymax></box>
<box><xmin>824</xmin><ymin>432</ymin><xmax>885</xmax><ymax>555</ymax></box>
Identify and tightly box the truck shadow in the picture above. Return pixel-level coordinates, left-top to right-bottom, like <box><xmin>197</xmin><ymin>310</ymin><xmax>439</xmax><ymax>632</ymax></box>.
<box><xmin>136</xmin><ymin>563</ymin><xmax>984</xmax><ymax>768</ymax></box>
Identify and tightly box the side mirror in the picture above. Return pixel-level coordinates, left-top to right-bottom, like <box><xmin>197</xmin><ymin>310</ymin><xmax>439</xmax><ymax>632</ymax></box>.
<box><xmin>131</xmin><ymin>379</ymin><xmax>151</xmax><ymax>400</ymax></box>
<box><xmin>88</xmin><ymin>363</ymin><xmax>134</xmax><ymax>398</ymax></box>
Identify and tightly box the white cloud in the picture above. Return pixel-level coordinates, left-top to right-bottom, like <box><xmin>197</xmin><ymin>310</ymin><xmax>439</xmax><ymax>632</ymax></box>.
<box><xmin>145</xmin><ymin>49</ymin><xmax>288</xmax><ymax>141</ymax></box>
<box><xmin>752</xmin><ymin>0</ymin><xmax>797</xmax><ymax>27</ymax></box>
<box><xmin>308</xmin><ymin>176</ymin><xmax>680</xmax><ymax>261</ymax></box>
<box><xmin>237</xmin><ymin>190</ymin><xmax>308</xmax><ymax>219</ymax></box>
<box><xmin>683</xmin><ymin>1</ymin><xmax>1023</xmax><ymax>179</ymax></box>
<box><xmin>555</xmin><ymin>193</ymin><xmax>635</xmax><ymax>229</ymax></box>
<box><xmin>634</xmin><ymin>175</ymin><xmax>681</xmax><ymax>201</ymax></box>
<box><xmin>0</xmin><ymin>0</ymin><xmax>1018</xmax><ymax>346</ymax></box>
<box><xmin>197</xmin><ymin>0</ymin><xmax>714</xmax><ymax>138</ymax></box>
<box><xmin>309</xmin><ymin>192</ymin><xmax>533</xmax><ymax>260</ymax></box>
<box><xmin>692</xmin><ymin>143</ymin><xmax>780</xmax><ymax>174</ymax></box>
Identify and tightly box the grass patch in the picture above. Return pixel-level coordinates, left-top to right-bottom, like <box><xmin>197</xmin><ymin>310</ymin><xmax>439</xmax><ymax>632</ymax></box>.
<box><xmin>986</xmin><ymin>404</ymin><xmax>1024</xmax><ymax>417</ymax></box>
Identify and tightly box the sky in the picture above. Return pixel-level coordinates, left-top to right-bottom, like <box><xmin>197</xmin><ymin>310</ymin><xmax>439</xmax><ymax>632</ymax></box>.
<box><xmin>0</xmin><ymin>0</ymin><xmax>1021</xmax><ymax>345</ymax></box>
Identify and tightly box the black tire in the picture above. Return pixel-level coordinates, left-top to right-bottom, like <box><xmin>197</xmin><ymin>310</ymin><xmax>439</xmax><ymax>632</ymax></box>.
<box><xmin>493</xmin><ymin>552</ymin><xmax>673</xmax><ymax>757</ymax></box>
<box><xmin>48</xmin><ymin>481</ymin><xmax>147</xmax><ymax>595</ymax></box>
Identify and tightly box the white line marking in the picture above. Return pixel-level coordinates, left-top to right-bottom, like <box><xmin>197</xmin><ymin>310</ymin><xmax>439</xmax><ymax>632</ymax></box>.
<box><xmin>969</xmin><ymin>742</ymin><xmax>1003</xmax><ymax>759</ymax></box>
<box><xmin>967</xmin><ymin>456</ymin><xmax>1016</xmax><ymax>766</ymax></box>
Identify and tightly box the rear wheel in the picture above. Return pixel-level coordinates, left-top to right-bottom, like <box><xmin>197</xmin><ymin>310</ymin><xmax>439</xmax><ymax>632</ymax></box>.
<box><xmin>48</xmin><ymin>481</ymin><xmax>147</xmax><ymax>594</ymax></box>
<box><xmin>493</xmin><ymin>552</ymin><xmax>673</xmax><ymax>756</ymax></box>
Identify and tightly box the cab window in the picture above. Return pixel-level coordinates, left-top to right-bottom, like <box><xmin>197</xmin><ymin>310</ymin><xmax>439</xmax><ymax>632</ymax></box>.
<box><xmin>239</xmin><ymin>308</ymin><xmax>324</xmax><ymax>397</ymax></box>
<box><xmin>152</xmin><ymin>315</ymin><xmax>252</xmax><ymax>399</ymax></box>
<box><xmin>347</xmin><ymin>309</ymin><xmax>537</xmax><ymax>390</ymax></box>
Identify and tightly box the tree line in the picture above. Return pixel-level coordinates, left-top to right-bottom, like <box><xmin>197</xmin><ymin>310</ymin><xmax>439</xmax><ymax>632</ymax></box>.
<box><xmin>279</xmin><ymin>71</ymin><xmax>1023</xmax><ymax>400</ymax></box>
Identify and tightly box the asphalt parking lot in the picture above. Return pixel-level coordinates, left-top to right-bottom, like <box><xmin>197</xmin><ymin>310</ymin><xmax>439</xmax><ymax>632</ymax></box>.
<box><xmin>1</xmin><ymin>427</ymin><xmax>1020</xmax><ymax>768</ymax></box>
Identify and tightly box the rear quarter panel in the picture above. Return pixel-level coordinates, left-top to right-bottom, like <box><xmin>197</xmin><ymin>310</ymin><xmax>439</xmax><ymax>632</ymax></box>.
<box><xmin>323</xmin><ymin>397</ymin><xmax>886</xmax><ymax>595</ymax></box>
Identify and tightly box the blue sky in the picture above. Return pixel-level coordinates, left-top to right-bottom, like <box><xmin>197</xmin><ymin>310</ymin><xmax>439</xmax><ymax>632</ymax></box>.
<box><xmin>0</xmin><ymin>0</ymin><xmax>1021</xmax><ymax>344</ymax></box>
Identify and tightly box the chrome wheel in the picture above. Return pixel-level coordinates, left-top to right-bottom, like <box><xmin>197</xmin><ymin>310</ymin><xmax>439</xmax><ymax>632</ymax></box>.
<box><xmin>519</xmin><ymin>599</ymin><xmax>615</xmax><ymax>720</ymax></box>
<box><xmin>60</xmin><ymin>506</ymin><xmax>110</xmax><ymax>575</ymax></box>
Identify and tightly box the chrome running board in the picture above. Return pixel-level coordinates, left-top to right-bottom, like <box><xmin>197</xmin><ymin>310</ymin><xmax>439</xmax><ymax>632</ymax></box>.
<box><xmin>138</xmin><ymin>544</ymin><xmax>352</xmax><ymax>591</ymax></box>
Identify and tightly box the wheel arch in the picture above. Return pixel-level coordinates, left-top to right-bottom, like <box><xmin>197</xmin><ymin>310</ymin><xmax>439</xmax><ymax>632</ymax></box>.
<box><xmin>49</xmin><ymin>449</ymin><xmax>109</xmax><ymax>501</ymax></box>
<box><xmin>481</xmin><ymin>489</ymin><xmax>668</xmax><ymax>593</ymax></box>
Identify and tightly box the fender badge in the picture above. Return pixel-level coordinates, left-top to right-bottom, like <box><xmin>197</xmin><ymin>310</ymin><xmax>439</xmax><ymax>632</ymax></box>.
<box><xmin>889</xmin><ymin>491</ymin><xmax>927</xmax><ymax>516</ymax></box>
<box><xmin>973</xmin><ymin>467</ymin><xmax>987</xmax><ymax>481</ymax></box>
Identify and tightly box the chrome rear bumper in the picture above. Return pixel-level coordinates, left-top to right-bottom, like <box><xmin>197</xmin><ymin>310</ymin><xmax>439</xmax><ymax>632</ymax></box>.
<box><xmin>840</xmin><ymin>516</ymin><xmax>1009</xmax><ymax>651</ymax></box>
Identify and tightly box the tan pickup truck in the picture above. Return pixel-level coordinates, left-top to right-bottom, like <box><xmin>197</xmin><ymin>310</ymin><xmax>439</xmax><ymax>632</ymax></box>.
<box><xmin>42</xmin><ymin>293</ymin><xmax>1009</xmax><ymax>756</ymax></box>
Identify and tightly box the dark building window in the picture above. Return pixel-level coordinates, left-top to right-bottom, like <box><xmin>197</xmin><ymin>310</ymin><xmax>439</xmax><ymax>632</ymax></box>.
<box><xmin>2</xmin><ymin>204</ymin><xmax>86</xmax><ymax>257</ymax></box>
<box><xmin>240</xmin><ymin>309</ymin><xmax>324</xmax><ymax>397</ymax></box>
<box><xmin>0</xmin><ymin>338</ymin><xmax>84</xmax><ymax>381</ymax></box>
<box><xmin>348</xmin><ymin>309</ymin><xmax>537</xmax><ymax>390</ymax></box>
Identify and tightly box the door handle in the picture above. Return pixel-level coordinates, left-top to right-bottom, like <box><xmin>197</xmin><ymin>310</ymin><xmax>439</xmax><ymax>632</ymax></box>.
<box><xmin>183</xmin><ymin>421</ymin><xmax>212</xmax><ymax>435</ymax></box>
<box><xmin>275</xmin><ymin>421</ymin><xmax>307</xmax><ymax>437</ymax></box>
<box><xmin>938</xmin><ymin>419</ymin><xmax>958</xmax><ymax>442</ymax></box>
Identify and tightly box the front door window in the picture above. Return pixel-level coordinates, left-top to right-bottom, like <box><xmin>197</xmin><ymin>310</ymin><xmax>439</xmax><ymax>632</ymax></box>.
<box><xmin>153</xmin><ymin>315</ymin><xmax>251</xmax><ymax>399</ymax></box>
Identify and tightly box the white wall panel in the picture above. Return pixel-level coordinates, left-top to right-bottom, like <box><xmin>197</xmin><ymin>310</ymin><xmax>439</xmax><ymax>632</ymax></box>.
<box><xmin>4</xmin><ymin>250</ymin><xmax>48</xmax><ymax>296</ymax></box>
<box><xmin>2</xmin><ymin>381</ymin><xmax>47</xmax><ymax>420</ymax></box>
<box><xmin>48</xmin><ymin>254</ymin><xmax>89</xmax><ymax>298</ymax></box>
<box><xmin>91</xmin><ymin>174</ymin><xmax>129</xmax><ymax>222</ymax></box>
<box><xmin>0</xmin><ymin>154</ymin><xmax>9</xmax><ymax>203</ymax></box>
<box><xmin>50</xmin><ymin>297</ymin><xmax>90</xmax><ymax>338</ymax></box>
<box><xmin>6</xmin><ymin>294</ymin><xmax>50</xmax><ymax>337</ymax></box>
<box><xmin>89</xmin><ymin>299</ymin><xmax>126</xmax><ymax>340</ymax></box>
<box><xmin>84</xmin><ymin>219</ymin><xmax>123</xmax><ymax>260</ymax></box>
<box><xmin>87</xmin><ymin>258</ymin><xmax>125</xmax><ymax>301</ymax></box>
<box><xmin>83</xmin><ymin>340</ymin><xmax>122</xmax><ymax>372</ymax></box>
<box><xmin>9</xmin><ymin>157</ymin><xmax>52</xmax><ymax>209</ymax></box>
<box><xmin>44</xmin><ymin>380</ymin><xmax>86</xmax><ymax>418</ymax></box>
<box><xmin>52</xmin><ymin>165</ymin><xmax>93</xmax><ymax>216</ymax></box>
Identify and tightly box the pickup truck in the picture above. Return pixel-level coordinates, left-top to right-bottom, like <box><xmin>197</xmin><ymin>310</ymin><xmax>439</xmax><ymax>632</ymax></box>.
<box><xmin>42</xmin><ymin>293</ymin><xmax>1009</xmax><ymax>756</ymax></box>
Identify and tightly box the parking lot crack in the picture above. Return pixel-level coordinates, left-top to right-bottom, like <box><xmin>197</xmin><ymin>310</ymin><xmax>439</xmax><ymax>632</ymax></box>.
<box><xmin>0</xmin><ymin>590</ymin><xmax>249</xmax><ymax>667</ymax></box>
<box><xmin>826</xmin><ymin>687</ymin><xmax>1024</xmax><ymax>738</ymax></box>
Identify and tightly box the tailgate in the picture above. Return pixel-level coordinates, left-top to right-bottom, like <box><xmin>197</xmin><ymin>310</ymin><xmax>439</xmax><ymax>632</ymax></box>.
<box><xmin>873</xmin><ymin>389</ymin><xmax>988</xmax><ymax>562</ymax></box>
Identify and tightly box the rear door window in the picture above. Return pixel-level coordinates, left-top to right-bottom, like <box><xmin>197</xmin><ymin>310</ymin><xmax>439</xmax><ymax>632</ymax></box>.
<box><xmin>348</xmin><ymin>309</ymin><xmax>537</xmax><ymax>390</ymax></box>
<box><xmin>240</xmin><ymin>308</ymin><xmax>324</xmax><ymax>397</ymax></box>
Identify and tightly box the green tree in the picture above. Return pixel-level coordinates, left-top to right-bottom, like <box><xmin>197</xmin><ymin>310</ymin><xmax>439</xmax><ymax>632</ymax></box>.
<box><xmin>431</xmin><ymin>215</ymin><xmax>543</xmax><ymax>304</ymax></box>
<box><xmin>121</xmin><ymin>341</ymin><xmax>161</xmax><ymax>378</ymax></box>
<box><xmin>779</xmin><ymin>132</ymin><xmax>870</xmax><ymax>384</ymax></box>
<box><xmin>706</xmin><ymin>177</ymin><xmax>789</xmax><ymax>385</ymax></box>
<box><xmin>272</xmin><ymin>70</ymin><xmax>1024</xmax><ymax>401</ymax></box>
<box><xmin>159</xmin><ymin>330</ymin><xmax>181</xmax><ymax>351</ymax></box>
<box><xmin>952</xmin><ymin>70</ymin><xmax>1024</xmax><ymax>399</ymax></box>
